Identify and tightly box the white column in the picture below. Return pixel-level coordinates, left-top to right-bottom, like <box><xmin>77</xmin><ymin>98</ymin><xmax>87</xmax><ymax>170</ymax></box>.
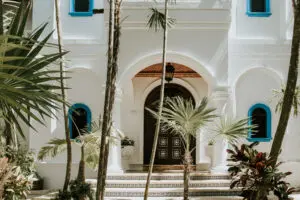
<box><xmin>196</xmin><ymin>128</ymin><xmax>211</xmax><ymax>171</ymax></box>
<box><xmin>211</xmin><ymin>89</ymin><xmax>230</xmax><ymax>172</ymax></box>
<box><xmin>107</xmin><ymin>87</ymin><xmax>123</xmax><ymax>173</ymax></box>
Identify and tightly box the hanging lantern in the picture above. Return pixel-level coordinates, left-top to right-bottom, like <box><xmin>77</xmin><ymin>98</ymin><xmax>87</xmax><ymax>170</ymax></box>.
<box><xmin>165</xmin><ymin>63</ymin><xmax>175</xmax><ymax>83</ymax></box>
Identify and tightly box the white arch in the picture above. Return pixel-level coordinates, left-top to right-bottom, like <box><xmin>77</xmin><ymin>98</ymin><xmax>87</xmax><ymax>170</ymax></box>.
<box><xmin>117</xmin><ymin>51</ymin><xmax>216</xmax><ymax>92</ymax></box>
<box><xmin>232</xmin><ymin>66</ymin><xmax>284</xmax><ymax>88</ymax></box>
<box><xmin>232</xmin><ymin>66</ymin><xmax>283</xmax><ymax>116</ymax></box>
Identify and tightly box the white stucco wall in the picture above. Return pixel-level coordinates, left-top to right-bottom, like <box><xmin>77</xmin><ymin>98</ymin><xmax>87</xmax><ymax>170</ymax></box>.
<box><xmin>27</xmin><ymin>0</ymin><xmax>300</xmax><ymax>189</ymax></box>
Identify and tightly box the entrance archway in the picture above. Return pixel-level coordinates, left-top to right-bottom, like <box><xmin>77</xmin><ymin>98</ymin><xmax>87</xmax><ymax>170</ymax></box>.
<box><xmin>143</xmin><ymin>84</ymin><xmax>196</xmax><ymax>165</ymax></box>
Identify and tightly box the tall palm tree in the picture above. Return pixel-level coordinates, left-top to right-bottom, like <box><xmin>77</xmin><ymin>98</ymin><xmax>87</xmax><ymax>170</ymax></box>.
<box><xmin>147</xmin><ymin>96</ymin><xmax>216</xmax><ymax>200</ymax></box>
<box><xmin>144</xmin><ymin>3</ymin><xmax>175</xmax><ymax>199</ymax></box>
<box><xmin>96</xmin><ymin>0</ymin><xmax>115</xmax><ymax>199</ymax></box>
<box><xmin>96</xmin><ymin>0</ymin><xmax>123</xmax><ymax>199</ymax></box>
<box><xmin>270</xmin><ymin>0</ymin><xmax>300</xmax><ymax>165</ymax></box>
<box><xmin>54</xmin><ymin>0</ymin><xmax>72</xmax><ymax>192</ymax></box>
<box><xmin>0</xmin><ymin>0</ymin><xmax>67</xmax><ymax>146</ymax></box>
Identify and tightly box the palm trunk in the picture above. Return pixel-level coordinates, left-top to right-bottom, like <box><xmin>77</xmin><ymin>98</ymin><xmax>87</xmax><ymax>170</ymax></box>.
<box><xmin>183</xmin><ymin>140</ymin><xmax>191</xmax><ymax>200</ymax></box>
<box><xmin>144</xmin><ymin>1</ymin><xmax>169</xmax><ymax>199</ymax></box>
<box><xmin>0</xmin><ymin>0</ymin><xmax>3</xmax><ymax>35</ymax></box>
<box><xmin>54</xmin><ymin>0</ymin><xmax>72</xmax><ymax>191</ymax></box>
<box><xmin>77</xmin><ymin>146</ymin><xmax>86</xmax><ymax>200</ymax></box>
<box><xmin>99</xmin><ymin>1</ymin><xmax>121</xmax><ymax>200</ymax></box>
<box><xmin>96</xmin><ymin>0</ymin><xmax>115</xmax><ymax>199</ymax></box>
<box><xmin>269</xmin><ymin>3</ymin><xmax>300</xmax><ymax>166</ymax></box>
<box><xmin>4</xmin><ymin>120</ymin><xmax>13</xmax><ymax>147</ymax></box>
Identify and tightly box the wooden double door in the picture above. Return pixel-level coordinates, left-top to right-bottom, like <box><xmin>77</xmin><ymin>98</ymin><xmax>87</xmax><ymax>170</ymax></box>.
<box><xmin>143</xmin><ymin>84</ymin><xmax>196</xmax><ymax>165</ymax></box>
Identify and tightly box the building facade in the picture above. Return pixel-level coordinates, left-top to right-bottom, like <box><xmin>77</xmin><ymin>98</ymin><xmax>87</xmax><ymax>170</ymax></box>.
<box><xmin>27</xmin><ymin>0</ymin><xmax>300</xmax><ymax>189</ymax></box>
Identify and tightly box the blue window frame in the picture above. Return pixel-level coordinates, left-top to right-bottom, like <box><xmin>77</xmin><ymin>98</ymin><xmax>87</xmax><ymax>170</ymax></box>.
<box><xmin>68</xmin><ymin>103</ymin><xmax>92</xmax><ymax>139</ymax></box>
<box><xmin>247</xmin><ymin>103</ymin><xmax>272</xmax><ymax>142</ymax></box>
<box><xmin>246</xmin><ymin>0</ymin><xmax>271</xmax><ymax>17</ymax></box>
<box><xmin>69</xmin><ymin>0</ymin><xmax>94</xmax><ymax>17</ymax></box>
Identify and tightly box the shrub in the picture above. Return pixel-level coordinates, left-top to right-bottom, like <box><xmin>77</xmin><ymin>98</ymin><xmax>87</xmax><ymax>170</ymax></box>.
<box><xmin>227</xmin><ymin>142</ymin><xmax>295</xmax><ymax>200</ymax></box>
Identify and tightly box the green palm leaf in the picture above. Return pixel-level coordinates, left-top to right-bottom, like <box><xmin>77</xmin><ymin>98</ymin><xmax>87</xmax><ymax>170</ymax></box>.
<box><xmin>0</xmin><ymin>0</ymin><xmax>68</xmax><ymax>143</ymax></box>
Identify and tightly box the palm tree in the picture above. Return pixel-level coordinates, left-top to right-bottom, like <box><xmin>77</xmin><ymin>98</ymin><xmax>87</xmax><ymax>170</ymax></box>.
<box><xmin>95</xmin><ymin>0</ymin><xmax>115</xmax><ymax>199</ymax></box>
<box><xmin>54</xmin><ymin>0</ymin><xmax>72</xmax><ymax>192</ymax></box>
<box><xmin>210</xmin><ymin>116</ymin><xmax>252</xmax><ymax>145</ymax></box>
<box><xmin>0</xmin><ymin>0</ymin><xmax>67</xmax><ymax>146</ymax></box>
<box><xmin>147</xmin><ymin>96</ymin><xmax>216</xmax><ymax>200</ymax></box>
<box><xmin>144</xmin><ymin>3</ymin><xmax>175</xmax><ymax>199</ymax></box>
<box><xmin>270</xmin><ymin>0</ymin><xmax>300</xmax><ymax>166</ymax></box>
<box><xmin>96</xmin><ymin>0</ymin><xmax>123</xmax><ymax>199</ymax></box>
<box><xmin>38</xmin><ymin>121</ymin><xmax>120</xmax><ymax>199</ymax></box>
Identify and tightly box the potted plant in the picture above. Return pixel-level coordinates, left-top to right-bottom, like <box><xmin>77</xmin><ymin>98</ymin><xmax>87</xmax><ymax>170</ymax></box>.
<box><xmin>205</xmin><ymin>140</ymin><xmax>215</xmax><ymax>168</ymax></box>
<box><xmin>121</xmin><ymin>137</ymin><xmax>135</xmax><ymax>158</ymax></box>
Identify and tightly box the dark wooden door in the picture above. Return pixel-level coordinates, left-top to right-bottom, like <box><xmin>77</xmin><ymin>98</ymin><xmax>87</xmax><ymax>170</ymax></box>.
<box><xmin>144</xmin><ymin>84</ymin><xmax>196</xmax><ymax>165</ymax></box>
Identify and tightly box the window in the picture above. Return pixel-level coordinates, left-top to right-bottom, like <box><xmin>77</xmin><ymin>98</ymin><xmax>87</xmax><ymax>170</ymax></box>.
<box><xmin>68</xmin><ymin>103</ymin><xmax>92</xmax><ymax>139</ymax></box>
<box><xmin>247</xmin><ymin>0</ymin><xmax>271</xmax><ymax>17</ymax></box>
<box><xmin>69</xmin><ymin>0</ymin><xmax>94</xmax><ymax>17</ymax></box>
<box><xmin>248</xmin><ymin>103</ymin><xmax>272</xmax><ymax>142</ymax></box>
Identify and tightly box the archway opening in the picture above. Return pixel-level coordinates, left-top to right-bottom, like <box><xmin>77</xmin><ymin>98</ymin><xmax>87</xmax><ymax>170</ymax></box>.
<box><xmin>143</xmin><ymin>83</ymin><xmax>196</xmax><ymax>165</ymax></box>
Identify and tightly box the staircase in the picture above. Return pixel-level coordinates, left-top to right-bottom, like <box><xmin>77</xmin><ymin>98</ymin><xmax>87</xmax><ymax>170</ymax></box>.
<box><xmin>85</xmin><ymin>172</ymin><xmax>242</xmax><ymax>200</ymax></box>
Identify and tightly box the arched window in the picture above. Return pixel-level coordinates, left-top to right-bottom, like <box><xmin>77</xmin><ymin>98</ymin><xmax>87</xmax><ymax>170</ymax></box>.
<box><xmin>248</xmin><ymin>103</ymin><xmax>272</xmax><ymax>142</ymax></box>
<box><xmin>69</xmin><ymin>0</ymin><xmax>94</xmax><ymax>16</ymax></box>
<box><xmin>247</xmin><ymin>0</ymin><xmax>271</xmax><ymax>17</ymax></box>
<box><xmin>68</xmin><ymin>103</ymin><xmax>92</xmax><ymax>139</ymax></box>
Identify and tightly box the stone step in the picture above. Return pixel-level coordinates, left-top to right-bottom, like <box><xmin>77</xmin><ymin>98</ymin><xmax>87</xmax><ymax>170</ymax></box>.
<box><xmin>105</xmin><ymin>172</ymin><xmax>230</xmax><ymax>180</ymax></box>
<box><xmin>103</xmin><ymin>197</ymin><xmax>243</xmax><ymax>200</ymax></box>
<box><xmin>86</xmin><ymin>179</ymin><xmax>232</xmax><ymax>188</ymax></box>
<box><xmin>99</xmin><ymin>187</ymin><xmax>241</xmax><ymax>197</ymax></box>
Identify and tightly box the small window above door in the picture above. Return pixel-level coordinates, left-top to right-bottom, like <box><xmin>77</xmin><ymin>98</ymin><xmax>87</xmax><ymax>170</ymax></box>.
<box><xmin>247</xmin><ymin>0</ymin><xmax>271</xmax><ymax>17</ymax></box>
<box><xmin>69</xmin><ymin>0</ymin><xmax>94</xmax><ymax>17</ymax></box>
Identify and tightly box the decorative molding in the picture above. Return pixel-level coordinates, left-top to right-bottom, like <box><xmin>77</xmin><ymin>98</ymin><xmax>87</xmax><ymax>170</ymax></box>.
<box><xmin>106</xmin><ymin>21</ymin><xmax>231</xmax><ymax>30</ymax></box>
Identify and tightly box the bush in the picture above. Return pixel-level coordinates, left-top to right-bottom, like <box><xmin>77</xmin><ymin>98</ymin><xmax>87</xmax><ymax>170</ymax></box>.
<box><xmin>227</xmin><ymin>142</ymin><xmax>295</xmax><ymax>200</ymax></box>
<box><xmin>0</xmin><ymin>147</ymin><xmax>35</xmax><ymax>199</ymax></box>
<box><xmin>69</xmin><ymin>179</ymin><xmax>94</xmax><ymax>200</ymax></box>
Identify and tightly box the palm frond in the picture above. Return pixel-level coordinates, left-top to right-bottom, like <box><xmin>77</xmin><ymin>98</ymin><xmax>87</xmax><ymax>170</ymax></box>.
<box><xmin>37</xmin><ymin>138</ymin><xmax>67</xmax><ymax>161</ymax></box>
<box><xmin>0</xmin><ymin>1</ymin><xmax>69</xmax><ymax>141</ymax></box>
<box><xmin>212</xmin><ymin>116</ymin><xmax>255</xmax><ymax>145</ymax></box>
<box><xmin>147</xmin><ymin>96</ymin><xmax>217</xmax><ymax>145</ymax></box>
<box><xmin>272</xmin><ymin>84</ymin><xmax>300</xmax><ymax>116</ymax></box>
<box><xmin>147</xmin><ymin>8</ymin><xmax>176</xmax><ymax>31</ymax></box>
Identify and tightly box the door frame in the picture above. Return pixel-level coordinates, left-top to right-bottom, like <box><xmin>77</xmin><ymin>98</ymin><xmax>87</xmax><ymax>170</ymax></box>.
<box><xmin>143</xmin><ymin>82</ymin><xmax>198</xmax><ymax>165</ymax></box>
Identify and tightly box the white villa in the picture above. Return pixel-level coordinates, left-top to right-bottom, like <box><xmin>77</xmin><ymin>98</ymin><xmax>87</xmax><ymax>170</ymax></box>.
<box><xmin>25</xmin><ymin>0</ymin><xmax>300</xmax><ymax>194</ymax></box>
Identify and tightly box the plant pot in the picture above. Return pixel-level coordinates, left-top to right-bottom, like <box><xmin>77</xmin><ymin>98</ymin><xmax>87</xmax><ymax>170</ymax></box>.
<box><xmin>121</xmin><ymin>145</ymin><xmax>135</xmax><ymax>158</ymax></box>
<box><xmin>205</xmin><ymin>145</ymin><xmax>214</xmax><ymax>168</ymax></box>
<box><xmin>31</xmin><ymin>178</ymin><xmax>44</xmax><ymax>190</ymax></box>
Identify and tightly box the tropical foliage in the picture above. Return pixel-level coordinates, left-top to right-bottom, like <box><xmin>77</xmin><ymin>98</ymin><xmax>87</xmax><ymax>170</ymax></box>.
<box><xmin>272</xmin><ymin>85</ymin><xmax>300</xmax><ymax>116</ymax></box>
<box><xmin>144</xmin><ymin>4</ymin><xmax>176</xmax><ymax>199</ymax></box>
<box><xmin>0</xmin><ymin>148</ymin><xmax>35</xmax><ymax>200</ymax></box>
<box><xmin>269</xmin><ymin>0</ymin><xmax>300</xmax><ymax>166</ymax></box>
<box><xmin>38</xmin><ymin>122</ymin><xmax>102</xmax><ymax>170</ymax></box>
<box><xmin>148</xmin><ymin>96</ymin><xmax>216</xmax><ymax>200</ymax></box>
<box><xmin>209</xmin><ymin>116</ymin><xmax>253</xmax><ymax>145</ymax></box>
<box><xmin>0</xmin><ymin>0</ymin><xmax>67</xmax><ymax>147</ymax></box>
<box><xmin>228</xmin><ymin>142</ymin><xmax>295</xmax><ymax>200</ymax></box>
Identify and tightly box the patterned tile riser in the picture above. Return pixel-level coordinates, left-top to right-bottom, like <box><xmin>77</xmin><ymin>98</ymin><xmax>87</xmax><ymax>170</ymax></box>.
<box><xmin>99</xmin><ymin>183</ymin><xmax>230</xmax><ymax>188</ymax></box>
<box><xmin>106</xmin><ymin>176</ymin><xmax>230</xmax><ymax>180</ymax></box>
<box><xmin>104</xmin><ymin>191</ymin><xmax>242</xmax><ymax>197</ymax></box>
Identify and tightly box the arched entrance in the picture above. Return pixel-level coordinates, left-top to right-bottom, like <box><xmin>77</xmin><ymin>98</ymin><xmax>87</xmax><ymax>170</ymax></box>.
<box><xmin>144</xmin><ymin>84</ymin><xmax>196</xmax><ymax>165</ymax></box>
